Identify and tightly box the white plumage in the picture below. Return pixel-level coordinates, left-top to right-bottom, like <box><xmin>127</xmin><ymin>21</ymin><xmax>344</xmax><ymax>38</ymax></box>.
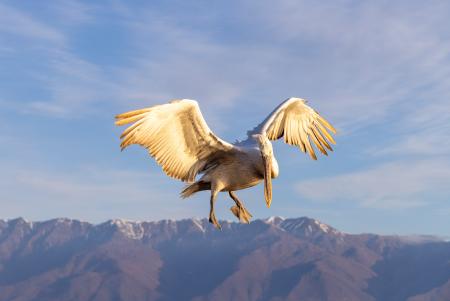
<box><xmin>115</xmin><ymin>97</ymin><xmax>336</xmax><ymax>229</ymax></box>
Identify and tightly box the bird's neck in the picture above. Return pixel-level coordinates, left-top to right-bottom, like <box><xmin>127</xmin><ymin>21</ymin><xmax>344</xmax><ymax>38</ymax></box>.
<box><xmin>260</xmin><ymin>148</ymin><xmax>279</xmax><ymax>178</ymax></box>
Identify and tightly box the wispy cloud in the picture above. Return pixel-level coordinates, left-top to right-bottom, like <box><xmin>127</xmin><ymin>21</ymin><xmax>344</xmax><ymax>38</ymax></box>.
<box><xmin>3</xmin><ymin>1</ymin><xmax>450</xmax><ymax>125</ymax></box>
<box><xmin>0</xmin><ymin>2</ymin><xmax>121</xmax><ymax>117</ymax></box>
<box><xmin>0</xmin><ymin>3</ymin><xmax>65</xmax><ymax>44</ymax></box>
<box><xmin>113</xmin><ymin>11</ymin><xmax>278</xmax><ymax>111</ymax></box>
<box><xmin>369</xmin><ymin>127</ymin><xmax>450</xmax><ymax>157</ymax></box>
<box><xmin>296</xmin><ymin>159</ymin><xmax>450</xmax><ymax>209</ymax></box>
<box><xmin>235</xmin><ymin>1</ymin><xmax>450</xmax><ymax>133</ymax></box>
<box><xmin>0</xmin><ymin>165</ymin><xmax>202</xmax><ymax>222</ymax></box>
<box><xmin>25</xmin><ymin>50</ymin><xmax>121</xmax><ymax>117</ymax></box>
<box><xmin>49</xmin><ymin>0</ymin><xmax>96</xmax><ymax>25</ymax></box>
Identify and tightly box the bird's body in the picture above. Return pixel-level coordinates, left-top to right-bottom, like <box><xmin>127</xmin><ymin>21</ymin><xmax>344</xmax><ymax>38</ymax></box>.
<box><xmin>115</xmin><ymin>98</ymin><xmax>336</xmax><ymax>229</ymax></box>
<box><xmin>195</xmin><ymin>146</ymin><xmax>278</xmax><ymax>192</ymax></box>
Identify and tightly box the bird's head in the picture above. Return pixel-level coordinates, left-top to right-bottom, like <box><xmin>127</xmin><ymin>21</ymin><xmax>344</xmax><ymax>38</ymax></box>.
<box><xmin>255</xmin><ymin>134</ymin><xmax>273</xmax><ymax>158</ymax></box>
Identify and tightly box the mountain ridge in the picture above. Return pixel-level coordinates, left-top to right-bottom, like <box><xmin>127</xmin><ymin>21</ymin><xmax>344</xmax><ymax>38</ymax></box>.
<box><xmin>0</xmin><ymin>216</ymin><xmax>449</xmax><ymax>301</ymax></box>
<box><xmin>1</xmin><ymin>216</ymin><xmax>442</xmax><ymax>243</ymax></box>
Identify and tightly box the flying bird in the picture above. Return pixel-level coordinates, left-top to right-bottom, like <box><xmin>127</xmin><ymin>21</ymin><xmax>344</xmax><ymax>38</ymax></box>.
<box><xmin>115</xmin><ymin>98</ymin><xmax>336</xmax><ymax>229</ymax></box>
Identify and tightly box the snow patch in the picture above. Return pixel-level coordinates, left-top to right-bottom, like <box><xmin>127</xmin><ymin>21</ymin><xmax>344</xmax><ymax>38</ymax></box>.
<box><xmin>314</xmin><ymin>220</ymin><xmax>330</xmax><ymax>233</ymax></box>
<box><xmin>192</xmin><ymin>219</ymin><xmax>205</xmax><ymax>233</ymax></box>
<box><xmin>110</xmin><ymin>219</ymin><xmax>144</xmax><ymax>240</ymax></box>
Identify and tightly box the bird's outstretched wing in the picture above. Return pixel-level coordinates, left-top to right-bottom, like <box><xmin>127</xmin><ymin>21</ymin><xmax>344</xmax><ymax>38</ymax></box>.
<box><xmin>115</xmin><ymin>99</ymin><xmax>234</xmax><ymax>182</ymax></box>
<box><xmin>249</xmin><ymin>97</ymin><xmax>337</xmax><ymax>160</ymax></box>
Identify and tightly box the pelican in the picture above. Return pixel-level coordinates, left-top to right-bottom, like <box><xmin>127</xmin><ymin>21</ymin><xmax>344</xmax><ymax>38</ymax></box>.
<box><xmin>115</xmin><ymin>98</ymin><xmax>336</xmax><ymax>229</ymax></box>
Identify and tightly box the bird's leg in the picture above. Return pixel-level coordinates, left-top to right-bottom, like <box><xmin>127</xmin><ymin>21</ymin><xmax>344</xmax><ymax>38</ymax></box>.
<box><xmin>229</xmin><ymin>191</ymin><xmax>252</xmax><ymax>224</ymax></box>
<box><xmin>209</xmin><ymin>190</ymin><xmax>221</xmax><ymax>230</ymax></box>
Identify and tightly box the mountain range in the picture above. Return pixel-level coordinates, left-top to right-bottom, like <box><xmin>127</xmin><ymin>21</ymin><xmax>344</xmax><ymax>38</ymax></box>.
<box><xmin>0</xmin><ymin>216</ymin><xmax>449</xmax><ymax>301</ymax></box>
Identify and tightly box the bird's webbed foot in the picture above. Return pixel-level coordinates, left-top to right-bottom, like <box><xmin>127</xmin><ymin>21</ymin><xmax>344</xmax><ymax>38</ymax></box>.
<box><xmin>229</xmin><ymin>191</ymin><xmax>252</xmax><ymax>224</ymax></box>
<box><xmin>230</xmin><ymin>205</ymin><xmax>253</xmax><ymax>224</ymax></box>
<box><xmin>209</xmin><ymin>212</ymin><xmax>222</xmax><ymax>230</ymax></box>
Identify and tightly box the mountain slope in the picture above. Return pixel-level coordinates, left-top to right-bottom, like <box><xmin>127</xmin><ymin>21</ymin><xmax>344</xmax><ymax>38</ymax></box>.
<box><xmin>0</xmin><ymin>217</ymin><xmax>448</xmax><ymax>301</ymax></box>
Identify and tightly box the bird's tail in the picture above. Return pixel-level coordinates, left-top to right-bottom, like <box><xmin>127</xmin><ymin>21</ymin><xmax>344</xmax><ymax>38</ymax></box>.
<box><xmin>180</xmin><ymin>181</ymin><xmax>210</xmax><ymax>198</ymax></box>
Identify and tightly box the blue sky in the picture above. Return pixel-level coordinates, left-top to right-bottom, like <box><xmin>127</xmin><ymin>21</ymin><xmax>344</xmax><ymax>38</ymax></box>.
<box><xmin>1</xmin><ymin>1</ymin><xmax>450</xmax><ymax>236</ymax></box>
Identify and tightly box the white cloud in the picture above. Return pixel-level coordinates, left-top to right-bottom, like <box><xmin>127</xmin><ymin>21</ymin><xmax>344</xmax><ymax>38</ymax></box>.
<box><xmin>296</xmin><ymin>159</ymin><xmax>450</xmax><ymax>209</ymax></box>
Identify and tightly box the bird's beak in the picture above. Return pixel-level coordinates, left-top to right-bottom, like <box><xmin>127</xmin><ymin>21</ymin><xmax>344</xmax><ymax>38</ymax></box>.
<box><xmin>262</xmin><ymin>153</ymin><xmax>272</xmax><ymax>208</ymax></box>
